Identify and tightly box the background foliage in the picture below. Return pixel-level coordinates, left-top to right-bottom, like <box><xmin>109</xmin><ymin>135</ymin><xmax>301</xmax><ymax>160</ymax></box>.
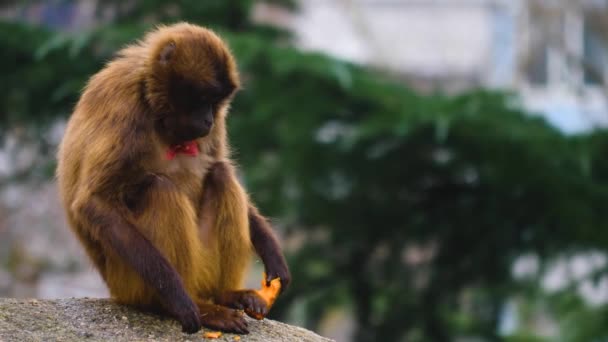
<box><xmin>1</xmin><ymin>1</ymin><xmax>608</xmax><ymax>341</ymax></box>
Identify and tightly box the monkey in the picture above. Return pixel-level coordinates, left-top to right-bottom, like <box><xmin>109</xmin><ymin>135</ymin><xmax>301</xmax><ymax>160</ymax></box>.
<box><xmin>56</xmin><ymin>23</ymin><xmax>290</xmax><ymax>334</ymax></box>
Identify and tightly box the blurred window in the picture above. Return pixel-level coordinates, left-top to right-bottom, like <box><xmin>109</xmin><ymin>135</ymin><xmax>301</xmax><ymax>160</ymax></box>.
<box><xmin>525</xmin><ymin>6</ymin><xmax>608</xmax><ymax>89</ymax></box>
<box><xmin>490</xmin><ymin>7</ymin><xmax>516</xmax><ymax>86</ymax></box>
<box><xmin>524</xmin><ymin>6</ymin><xmax>563</xmax><ymax>86</ymax></box>
<box><xmin>582</xmin><ymin>13</ymin><xmax>608</xmax><ymax>85</ymax></box>
<box><xmin>526</xmin><ymin>42</ymin><xmax>549</xmax><ymax>85</ymax></box>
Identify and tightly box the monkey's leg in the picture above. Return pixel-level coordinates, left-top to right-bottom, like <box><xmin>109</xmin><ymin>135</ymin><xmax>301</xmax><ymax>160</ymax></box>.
<box><xmin>200</xmin><ymin>162</ymin><xmax>290</xmax><ymax>319</ymax></box>
<box><xmin>214</xmin><ymin>205</ymin><xmax>291</xmax><ymax>319</ymax></box>
<box><xmin>77</xmin><ymin>196</ymin><xmax>201</xmax><ymax>333</ymax></box>
<box><xmin>215</xmin><ymin>289</ymin><xmax>269</xmax><ymax>319</ymax></box>
<box><xmin>200</xmin><ymin>161</ymin><xmax>252</xmax><ymax>290</ymax></box>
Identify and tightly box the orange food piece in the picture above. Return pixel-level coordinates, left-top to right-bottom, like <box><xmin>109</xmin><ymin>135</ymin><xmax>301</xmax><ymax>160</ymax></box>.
<box><xmin>234</xmin><ymin>336</ymin><xmax>241</xmax><ymax>341</ymax></box>
<box><xmin>256</xmin><ymin>275</ymin><xmax>282</xmax><ymax>307</ymax></box>
<box><xmin>203</xmin><ymin>331</ymin><xmax>222</xmax><ymax>339</ymax></box>
<box><xmin>245</xmin><ymin>273</ymin><xmax>282</xmax><ymax>319</ymax></box>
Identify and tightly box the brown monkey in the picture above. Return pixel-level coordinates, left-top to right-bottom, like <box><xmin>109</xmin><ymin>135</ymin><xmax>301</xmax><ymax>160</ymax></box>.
<box><xmin>56</xmin><ymin>23</ymin><xmax>290</xmax><ymax>334</ymax></box>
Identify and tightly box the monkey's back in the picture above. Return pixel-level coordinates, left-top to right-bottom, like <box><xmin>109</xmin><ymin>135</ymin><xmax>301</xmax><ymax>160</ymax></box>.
<box><xmin>57</xmin><ymin>51</ymin><xmax>147</xmax><ymax>221</ymax></box>
<box><xmin>56</xmin><ymin>53</ymin><xmax>155</xmax><ymax>299</ymax></box>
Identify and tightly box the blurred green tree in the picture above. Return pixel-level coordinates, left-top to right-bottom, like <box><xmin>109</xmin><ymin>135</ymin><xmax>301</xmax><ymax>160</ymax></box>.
<box><xmin>1</xmin><ymin>1</ymin><xmax>608</xmax><ymax>341</ymax></box>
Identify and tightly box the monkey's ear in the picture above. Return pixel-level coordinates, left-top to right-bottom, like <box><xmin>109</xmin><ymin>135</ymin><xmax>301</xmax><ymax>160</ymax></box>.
<box><xmin>159</xmin><ymin>41</ymin><xmax>176</xmax><ymax>65</ymax></box>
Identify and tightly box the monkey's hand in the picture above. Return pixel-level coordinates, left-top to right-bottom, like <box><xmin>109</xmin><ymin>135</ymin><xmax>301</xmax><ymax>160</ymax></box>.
<box><xmin>246</xmin><ymin>275</ymin><xmax>282</xmax><ymax>320</ymax></box>
<box><xmin>216</xmin><ymin>276</ymin><xmax>282</xmax><ymax>321</ymax></box>
<box><xmin>165</xmin><ymin>290</ymin><xmax>202</xmax><ymax>333</ymax></box>
<box><xmin>264</xmin><ymin>258</ymin><xmax>291</xmax><ymax>293</ymax></box>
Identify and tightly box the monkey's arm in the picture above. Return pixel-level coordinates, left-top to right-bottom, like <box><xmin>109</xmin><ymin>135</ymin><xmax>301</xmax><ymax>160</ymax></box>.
<box><xmin>248</xmin><ymin>205</ymin><xmax>291</xmax><ymax>291</ymax></box>
<box><xmin>78</xmin><ymin>196</ymin><xmax>202</xmax><ymax>333</ymax></box>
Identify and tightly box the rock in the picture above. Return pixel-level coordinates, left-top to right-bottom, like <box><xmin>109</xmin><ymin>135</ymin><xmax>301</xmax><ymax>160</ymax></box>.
<box><xmin>0</xmin><ymin>298</ymin><xmax>333</xmax><ymax>342</ymax></box>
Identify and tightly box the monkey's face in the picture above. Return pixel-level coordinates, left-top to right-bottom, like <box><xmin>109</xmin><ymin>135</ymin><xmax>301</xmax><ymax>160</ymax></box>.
<box><xmin>145</xmin><ymin>26</ymin><xmax>240</xmax><ymax>144</ymax></box>
<box><xmin>157</xmin><ymin>77</ymin><xmax>220</xmax><ymax>142</ymax></box>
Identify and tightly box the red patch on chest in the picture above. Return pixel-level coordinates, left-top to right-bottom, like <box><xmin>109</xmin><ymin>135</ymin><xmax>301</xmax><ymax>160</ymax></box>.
<box><xmin>166</xmin><ymin>141</ymin><xmax>199</xmax><ymax>160</ymax></box>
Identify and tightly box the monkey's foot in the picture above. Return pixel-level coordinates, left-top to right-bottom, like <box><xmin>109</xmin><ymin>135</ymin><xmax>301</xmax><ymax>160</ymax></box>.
<box><xmin>215</xmin><ymin>290</ymin><xmax>268</xmax><ymax>320</ymax></box>
<box><xmin>197</xmin><ymin>303</ymin><xmax>249</xmax><ymax>334</ymax></box>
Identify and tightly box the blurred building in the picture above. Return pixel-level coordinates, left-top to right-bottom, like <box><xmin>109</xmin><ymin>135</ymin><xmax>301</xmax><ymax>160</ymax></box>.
<box><xmin>257</xmin><ymin>0</ymin><xmax>608</xmax><ymax>134</ymax></box>
<box><xmin>5</xmin><ymin>0</ymin><xmax>606</xmax><ymax>133</ymax></box>
<box><xmin>0</xmin><ymin>0</ymin><xmax>97</xmax><ymax>30</ymax></box>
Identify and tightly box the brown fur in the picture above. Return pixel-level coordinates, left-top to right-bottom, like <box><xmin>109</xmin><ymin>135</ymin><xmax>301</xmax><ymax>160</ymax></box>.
<box><xmin>56</xmin><ymin>23</ymin><xmax>289</xmax><ymax>334</ymax></box>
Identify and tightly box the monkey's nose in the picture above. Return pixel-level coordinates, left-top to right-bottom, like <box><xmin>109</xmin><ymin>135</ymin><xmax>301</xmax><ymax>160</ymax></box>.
<box><xmin>182</xmin><ymin>121</ymin><xmax>210</xmax><ymax>140</ymax></box>
<box><xmin>195</xmin><ymin>123</ymin><xmax>211</xmax><ymax>138</ymax></box>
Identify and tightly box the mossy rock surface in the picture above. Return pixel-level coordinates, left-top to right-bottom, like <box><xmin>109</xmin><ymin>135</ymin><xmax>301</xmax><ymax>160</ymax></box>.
<box><xmin>0</xmin><ymin>298</ymin><xmax>333</xmax><ymax>342</ymax></box>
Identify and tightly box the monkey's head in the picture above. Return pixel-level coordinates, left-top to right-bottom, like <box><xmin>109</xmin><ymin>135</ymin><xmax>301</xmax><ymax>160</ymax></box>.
<box><xmin>144</xmin><ymin>23</ymin><xmax>240</xmax><ymax>144</ymax></box>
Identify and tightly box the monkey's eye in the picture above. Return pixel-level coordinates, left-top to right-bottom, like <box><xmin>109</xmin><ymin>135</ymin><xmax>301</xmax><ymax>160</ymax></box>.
<box><xmin>156</xmin><ymin>112</ymin><xmax>170</xmax><ymax>120</ymax></box>
<box><xmin>207</xmin><ymin>96</ymin><xmax>221</xmax><ymax>106</ymax></box>
<box><xmin>199</xmin><ymin>102</ymin><xmax>213</xmax><ymax>113</ymax></box>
